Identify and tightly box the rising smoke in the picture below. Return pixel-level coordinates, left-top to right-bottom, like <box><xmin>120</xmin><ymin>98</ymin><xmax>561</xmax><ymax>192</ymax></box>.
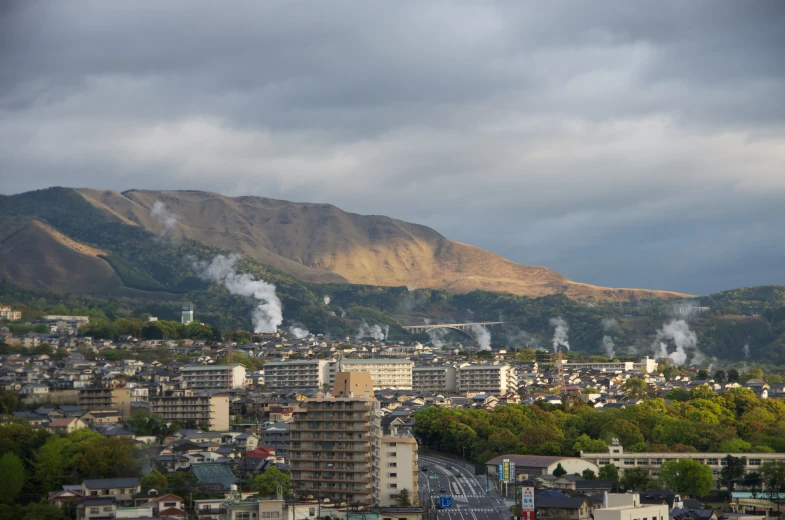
<box><xmin>150</xmin><ymin>200</ymin><xmax>179</xmax><ymax>238</ymax></box>
<box><xmin>601</xmin><ymin>318</ymin><xmax>617</xmax><ymax>359</ymax></box>
<box><xmin>549</xmin><ymin>317</ymin><xmax>570</xmax><ymax>352</ymax></box>
<box><xmin>743</xmin><ymin>343</ymin><xmax>751</xmax><ymax>359</ymax></box>
<box><xmin>470</xmin><ymin>324</ymin><xmax>491</xmax><ymax>351</ymax></box>
<box><xmin>289</xmin><ymin>325</ymin><xmax>310</xmax><ymax>340</ymax></box>
<box><xmin>652</xmin><ymin>319</ymin><xmax>702</xmax><ymax>366</ymax></box>
<box><xmin>356</xmin><ymin>322</ymin><xmax>389</xmax><ymax>341</ymax></box>
<box><xmin>194</xmin><ymin>254</ymin><xmax>283</xmax><ymax>333</ymax></box>
<box><xmin>323</xmin><ymin>295</ymin><xmax>331</xmax><ymax>305</ymax></box>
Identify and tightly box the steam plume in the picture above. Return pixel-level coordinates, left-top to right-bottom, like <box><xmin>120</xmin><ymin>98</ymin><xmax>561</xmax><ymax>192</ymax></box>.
<box><xmin>150</xmin><ymin>200</ymin><xmax>179</xmax><ymax>237</ymax></box>
<box><xmin>289</xmin><ymin>325</ymin><xmax>310</xmax><ymax>339</ymax></box>
<box><xmin>743</xmin><ymin>343</ymin><xmax>750</xmax><ymax>359</ymax></box>
<box><xmin>470</xmin><ymin>324</ymin><xmax>491</xmax><ymax>351</ymax></box>
<box><xmin>600</xmin><ymin>318</ymin><xmax>617</xmax><ymax>358</ymax></box>
<box><xmin>652</xmin><ymin>319</ymin><xmax>698</xmax><ymax>366</ymax></box>
<box><xmin>194</xmin><ymin>254</ymin><xmax>283</xmax><ymax>333</ymax></box>
<box><xmin>549</xmin><ymin>317</ymin><xmax>570</xmax><ymax>353</ymax></box>
<box><xmin>323</xmin><ymin>295</ymin><xmax>331</xmax><ymax>305</ymax></box>
<box><xmin>427</xmin><ymin>328</ymin><xmax>448</xmax><ymax>348</ymax></box>
<box><xmin>356</xmin><ymin>322</ymin><xmax>389</xmax><ymax>341</ymax></box>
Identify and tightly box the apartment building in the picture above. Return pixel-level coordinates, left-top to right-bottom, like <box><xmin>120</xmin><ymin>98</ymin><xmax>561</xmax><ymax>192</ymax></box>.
<box><xmin>378</xmin><ymin>432</ymin><xmax>419</xmax><ymax>507</ymax></box>
<box><xmin>564</xmin><ymin>357</ymin><xmax>658</xmax><ymax>374</ymax></box>
<box><xmin>412</xmin><ymin>365</ymin><xmax>457</xmax><ymax>393</ymax></box>
<box><xmin>457</xmin><ymin>362</ymin><xmax>515</xmax><ymax>395</ymax></box>
<box><xmin>150</xmin><ymin>389</ymin><xmax>230</xmax><ymax>431</ymax></box>
<box><xmin>78</xmin><ymin>386</ymin><xmax>132</xmax><ymax>418</ymax></box>
<box><xmin>290</xmin><ymin>372</ymin><xmax>382</xmax><ymax>507</ymax></box>
<box><xmin>581</xmin><ymin>443</ymin><xmax>785</xmax><ymax>482</ymax></box>
<box><xmin>338</xmin><ymin>359</ymin><xmax>414</xmax><ymax>390</ymax></box>
<box><xmin>263</xmin><ymin>359</ymin><xmax>332</xmax><ymax>391</ymax></box>
<box><xmin>180</xmin><ymin>364</ymin><xmax>247</xmax><ymax>390</ymax></box>
<box><xmin>0</xmin><ymin>306</ymin><xmax>22</xmax><ymax>321</ymax></box>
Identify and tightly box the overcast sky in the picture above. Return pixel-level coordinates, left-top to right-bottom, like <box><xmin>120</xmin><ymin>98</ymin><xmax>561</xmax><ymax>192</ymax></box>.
<box><xmin>2</xmin><ymin>1</ymin><xmax>784</xmax><ymax>295</ymax></box>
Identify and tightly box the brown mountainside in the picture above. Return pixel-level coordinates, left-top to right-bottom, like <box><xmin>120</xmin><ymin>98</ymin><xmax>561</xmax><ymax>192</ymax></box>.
<box><xmin>77</xmin><ymin>188</ymin><xmax>687</xmax><ymax>301</ymax></box>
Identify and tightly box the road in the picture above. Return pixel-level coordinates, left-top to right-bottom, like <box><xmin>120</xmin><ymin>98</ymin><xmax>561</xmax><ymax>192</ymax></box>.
<box><xmin>418</xmin><ymin>452</ymin><xmax>512</xmax><ymax>520</ymax></box>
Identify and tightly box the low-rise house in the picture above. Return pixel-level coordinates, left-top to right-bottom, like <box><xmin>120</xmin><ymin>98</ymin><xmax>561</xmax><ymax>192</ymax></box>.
<box><xmin>49</xmin><ymin>417</ymin><xmax>89</xmax><ymax>434</ymax></box>
<box><xmin>81</xmin><ymin>478</ymin><xmax>141</xmax><ymax>505</ymax></box>
<box><xmin>536</xmin><ymin>496</ymin><xmax>594</xmax><ymax>520</ymax></box>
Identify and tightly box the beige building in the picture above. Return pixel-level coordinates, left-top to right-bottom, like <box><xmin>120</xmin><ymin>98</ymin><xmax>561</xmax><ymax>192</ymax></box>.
<box><xmin>78</xmin><ymin>386</ymin><xmax>132</xmax><ymax>418</ymax></box>
<box><xmin>412</xmin><ymin>365</ymin><xmax>457</xmax><ymax>393</ymax></box>
<box><xmin>0</xmin><ymin>306</ymin><xmax>22</xmax><ymax>321</ymax></box>
<box><xmin>582</xmin><ymin>443</ymin><xmax>785</xmax><ymax>482</ymax></box>
<box><xmin>263</xmin><ymin>359</ymin><xmax>333</xmax><ymax>391</ymax></box>
<box><xmin>457</xmin><ymin>363</ymin><xmax>515</xmax><ymax>395</ymax></box>
<box><xmin>290</xmin><ymin>372</ymin><xmax>382</xmax><ymax>507</ymax></box>
<box><xmin>595</xmin><ymin>493</ymin><xmax>669</xmax><ymax>520</ymax></box>
<box><xmin>150</xmin><ymin>389</ymin><xmax>230</xmax><ymax>431</ymax></box>
<box><xmin>378</xmin><ymin>432</ymin><xmax>419</xmax><ymax>507</ymax></box>
<box><xmin>180</xmin><ymin>364</ymin><xmax>247</xmax><ymax>390</ymax></box>
<box><xmin>338</xmin><ymin>359</ymin><xmax>414</xmax><ymax>390</ymax></box>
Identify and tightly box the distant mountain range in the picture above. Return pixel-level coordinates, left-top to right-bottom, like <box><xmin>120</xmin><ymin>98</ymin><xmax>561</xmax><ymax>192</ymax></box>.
<box><xmin>0</xmin><ymin>187</ymin><xmax>687</xmax><ymax>301</ymax></box>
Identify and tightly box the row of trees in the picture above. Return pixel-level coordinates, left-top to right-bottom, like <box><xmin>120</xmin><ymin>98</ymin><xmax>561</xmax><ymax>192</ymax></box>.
<box><xmin>415</xmin><ymin>388</ymin><xmax>785</xmax><ymax>467</ymax></box>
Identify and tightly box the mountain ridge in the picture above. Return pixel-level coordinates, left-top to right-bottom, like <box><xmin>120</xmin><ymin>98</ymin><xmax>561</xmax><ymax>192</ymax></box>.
<box><xmin>75</xmin><ymin>188</ymin><xmax>689</xmax><ymax>301</ymax></box>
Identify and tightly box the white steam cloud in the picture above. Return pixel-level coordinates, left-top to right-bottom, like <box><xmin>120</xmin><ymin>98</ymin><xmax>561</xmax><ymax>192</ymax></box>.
<box><xmin>356</xmin><ymin>322</ymin><xmax>389</xmax><ymax>341</ymax></box>
<box><xmin>743</xmin><ymin>343</ymin><xmax>750</xmax><ymax>359</ymax></box>
<box><xmin>289</xmin><ymin>325</ymin><xmax>310</xmax><ymax>339</ymax></box>
<box><xmin>194</xmin><ymin>254</ymin><xmax>283</xmax><ymax>333</ymax></box>
<box><xmin>652</xmin><ymin>319</ymin><xmax>700</xmax><ymax>366</ymax></box>
<box><xmin>427</xmin><ymin>328</ymin><xmax>448</xmax><ymax>348</ymax></box>
<box><xmin>470</xmin><ymin>324</ymin><xmax>491</xmax><ymax>351</ymax></box>
<box><xmin>323</xmin><ymin>295</ymin><xmax>331</xmax><ymax>305</ymax></box>
<box><xmin>550</xmin><ymin>317</ymin><xmax>570</xmax><ymax>353</ymax></box>
<box><xmin>601</xmin><ymin>318</ymin><xmax>617</xmax><ymax>358</ymax></box>
<box><xmin>150</xmin><ymin>200</ymin><xmax>179</xmax><ymax>237</ymax></box>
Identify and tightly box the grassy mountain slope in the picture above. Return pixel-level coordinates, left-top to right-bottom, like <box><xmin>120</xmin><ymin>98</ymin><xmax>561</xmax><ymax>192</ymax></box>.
<box><xmin>77</xmin><ymin>188</ymin><xmax>688</xmax><ymax>301</ymax></box>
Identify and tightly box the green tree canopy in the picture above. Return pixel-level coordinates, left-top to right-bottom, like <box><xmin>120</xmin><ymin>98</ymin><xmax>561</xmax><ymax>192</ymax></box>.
<box><xmin>396</xmin><ymin>488</ymin><xmax>412</xmax><ymax>507</ymax></box>
<box><xmin>0</xmin><ymin>453</ymin><xmax>25</xmax><ymax>503</ymax></box>
<box><xmin>250</xmin><ymin>466</ymin><xmax>291</xmax><ymax>496</ymax></box>
<box><xmin>659</xmin><ymin>459</ymin><xmax>713</xmax><ymax>497</ymax></box>
<box><xmin>140</xmin><ymin>470</ymin><xmax>168</xmax><ymax>491</ymax></box>
<box><xmin>553</xmin><ymin>463</ymin><xmax>566</xmax><ymax>477</ymax></box>
<box><xmin>620</xmin><ymin>468</ymin><xmax>651</xmax><ymax>492</ymax></box>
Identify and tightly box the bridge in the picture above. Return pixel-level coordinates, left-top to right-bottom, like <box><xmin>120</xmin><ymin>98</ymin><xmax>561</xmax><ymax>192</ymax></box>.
<box><xmin>401</xmin><ymin>321</ymin><xmax>504</xmax><ymax>338</ymax></box>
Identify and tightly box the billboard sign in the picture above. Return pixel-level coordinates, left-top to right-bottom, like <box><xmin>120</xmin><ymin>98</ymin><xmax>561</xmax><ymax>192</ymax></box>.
<box><xmin>521</xmin><ymin>511</ymin><xmax>535</xmax><ymax>520</ymax></box>
<box><xmin>439</xmin><ymin>496</ymin><xmax>452</xmax><ymax>509</ymax></box>
<box><xmin>521</xmin><ymin>486</ymin><xmax>535</xmax><ymax>511</ymax></box>
<box><xmin>502</xmin><ymin>459</ymin><xmax>511</xmax><ymax>482</ymax></box>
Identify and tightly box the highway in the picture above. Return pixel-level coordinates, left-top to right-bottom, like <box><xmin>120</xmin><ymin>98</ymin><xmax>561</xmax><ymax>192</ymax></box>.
<box><xmin>418</xmin><ymin>452</ymin><xmax>511</xmax><ymax>520</ymax></box>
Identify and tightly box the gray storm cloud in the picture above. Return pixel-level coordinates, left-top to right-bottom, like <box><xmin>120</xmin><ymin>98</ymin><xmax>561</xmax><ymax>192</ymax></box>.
<box><xmin>1</xmin><ymin>1</ymin><xmax>785</xmax><ymax>294</ymax></box>
<box><xmin>194</xmin><ymin>254</ymin><xmax>283</xmax><ymax>333</ymax></box>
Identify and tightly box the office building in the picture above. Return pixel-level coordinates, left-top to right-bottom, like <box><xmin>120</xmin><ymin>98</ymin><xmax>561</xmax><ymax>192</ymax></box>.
<box><xmin>78</xmin><ymin>386</ymin><xmax>132</xmax><ymax>418</ymax></box>
<box><xmin>412</xmin><ymin>365</ymin><xmax>457</xmax><ymax>393</ymax></box>
<box><xmin>150</xmin><ymin>388</ymin><xmax>229</xmax><ymax>431</ymax></box>
<box><xmin>564</xmin><ymin>357</ymin><xmax>658</xmax><ymax>374</ymax></box>
<box><xmin>263</xmin><ymin>359</ymin><xmax>332</xmax><ymax>391</ymax></box>
<box><xmin>289</xmin><ymin>372</ymin><xmax>382</xmax><ymax>507</ymax></box>
<box><xmin>338</xmin><ymin>359</ymin><xmax>414</xmax><ymax>390</ymax></box>
<box><xmin>181</xmin><ymin>304</ymin><xmax>194</xmax><ymax>325</ymax></box>
<box><xmin>457</xmin><ymin>362</ymin><xmax>515</xmax><ymax>395</ymax></box>
<box><xmin>180</xmin><ymin>364</ymin><xmax>247</xmax><ymax>390</ymax></box>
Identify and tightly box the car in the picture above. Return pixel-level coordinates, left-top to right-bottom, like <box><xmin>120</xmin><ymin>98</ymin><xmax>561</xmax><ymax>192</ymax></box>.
<box><xmin>439</xmin><ymin>488</ymin><xmax>446</xmax><ymax>493</ymax></box>
<box><xmin>454</xmin><ymin>473</ymin><xmax>462</xmax><ymax>478</ymax></box>
<box><xmin>422</xmin><ymin>466</ymin><xmax>428</xmax><ymax>472</ymax></box>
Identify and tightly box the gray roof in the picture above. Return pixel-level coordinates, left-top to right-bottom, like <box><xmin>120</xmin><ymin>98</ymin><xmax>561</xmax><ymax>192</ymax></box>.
<box><xmin>83</xmin><ymin>477</ymin><xmax>140</xmax><ymax>489</ymax></box>
<box><xmin>190</xmin><ymin>463</ymin><xmax>238</xmax><ymax>489</ymax></box>
<box><xmin>536</xmin><ymin>497</ymin><xmax>589</xmax><ymax>509</ymax></box>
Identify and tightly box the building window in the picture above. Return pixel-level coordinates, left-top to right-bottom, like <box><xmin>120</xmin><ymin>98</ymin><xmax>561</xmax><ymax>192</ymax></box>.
<box><xmin>389</xmin><ymin>483</ymin><xmax>398</xmax><ymax>489</ymax></box>
<box><xmin>388</xmin><ymin>452</ymin><xmax>397</xmax><ymax>457</ymax></box>
<box><xmin>89</xmin><ymin>508</ymin><xmax>99</xmax><ymax>514</ymax></box>
<box><xmin>389</xmin><ymin>463</ymin><xmax>397</xmax><ymax>467</ymax></box>
<box><xmin>262</xmin><ymin>512</ymin><xmax>281</xmax><ymax>518</ymax></box>
<box><xmin>389</xmin><ymin>473</ymin><xmax>397</xmax><ymax>477</ymax></box>
<box><xmin>749</xmin><ymin>459</ymin><xmax>762</xmax><ymax>466</ymax></box>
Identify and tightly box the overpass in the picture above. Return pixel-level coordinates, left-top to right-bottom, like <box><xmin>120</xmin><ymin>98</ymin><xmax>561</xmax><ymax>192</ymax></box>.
<box><xmin>401</xmin><ymin>321</ymin><xmax>504</xmax><ymax>338</ymax></box>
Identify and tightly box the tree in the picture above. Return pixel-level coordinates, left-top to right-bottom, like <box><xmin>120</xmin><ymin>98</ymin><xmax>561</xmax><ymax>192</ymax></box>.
<box><xmin>140</xmin><ymin>470</ymin><xmax>168</xmax><ymax>491</ymax></box>
<box><xmin>599</xmin><ymin>464</ymin><xmax>619</xmax><ymax>491</ymax></box>
<box><xmin>666</xmin><ymin>388</ymin><xmax>690</xmax><ymax>402</ymax></box>
<box><xmin>0</xmin><ymin>452</ymin><xmax>25</xmax><ymax>503</ymax></box>
<box><xmin>251</xmin><ymin>466</ymin><xmax>291</xmax><ymax>495</ymax></box>
<box><xmin>721</xmin><ymin>455</ymin><xmax>746</xmax><ymax>491</ymax></box>
<box><xmin>697</xmin><ymin>369</ymin><xmax>709</xmax><ymax>380</ymax></box>
<box><xmin>689</xmin><ymin>385</ymin><xmax>714</xmax><ymax>400</ymax></box>
<box><xmin>659</xmin><ymin>459</ymin><xmax>713</xmax><ymax>497</ymax></box>
<box><xmin>714</xmin><ymin>370</ymin><xmax>727</xmax><ymax>385</ymax></box>
<box><xmin>553</xmin><ymin>463</ymin><xmax>567</xmax><ymax>477</ymax></box>
<box><xmin>744</xmin><ymin>472</ymin><xmax>762</xmax><ymax>498</ymax></box>
<box><xmin>582</xmin><ymin>469</ymin><xmax>596</xmax><ymax>480</ymax></box>
<box><xmin>621</xmin><ymin>378</ymin><xmax>648</xmax><ymax>399</ymax></box>
<box><xmin>761</xmin><ymin>462</ymin><xmax>785</xmax><ymax>501</ymax></box>
<box><xmin>396</xmin><ymin>488</ymin><xmax>412</xmax><ymax>507</ymax></box>
<box><xmin>620</xmin><ymin>468</ymin><xmax>651</xmax><ymax>492</ymax></box>
<box><xmin>728</xmin><ymin>369</ymin><xmax>740</xmax><ymax>383</ymax></box>
<box><xmin>572</xmin><ymin>434</ymin><xmax>608</xmax><ymax>454</ymax></box>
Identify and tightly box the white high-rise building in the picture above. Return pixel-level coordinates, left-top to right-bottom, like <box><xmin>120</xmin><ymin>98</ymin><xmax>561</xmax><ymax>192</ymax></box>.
<box><xmin>413</xmin><ymin>365</ymin><xmax>458</xmax><ymax>393</ymax></box>
<box><xmin>262</xmin><ymin>359</ymin><xmax>333</xmax><ymax>391</ymax></box>
<box><xmin>180</xmin><ymin>364</ymin><xmax>247</xmax><ymax>390</ymax></box>
<box><xmin>457</xmin><ymin>362</ymin><xmax>515</xmax><ymax>395</ymax></box>
<box><xmin>337</xmin><ymin>359</ymin><xmax>414</xmax><ymax>390</ymax></box>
